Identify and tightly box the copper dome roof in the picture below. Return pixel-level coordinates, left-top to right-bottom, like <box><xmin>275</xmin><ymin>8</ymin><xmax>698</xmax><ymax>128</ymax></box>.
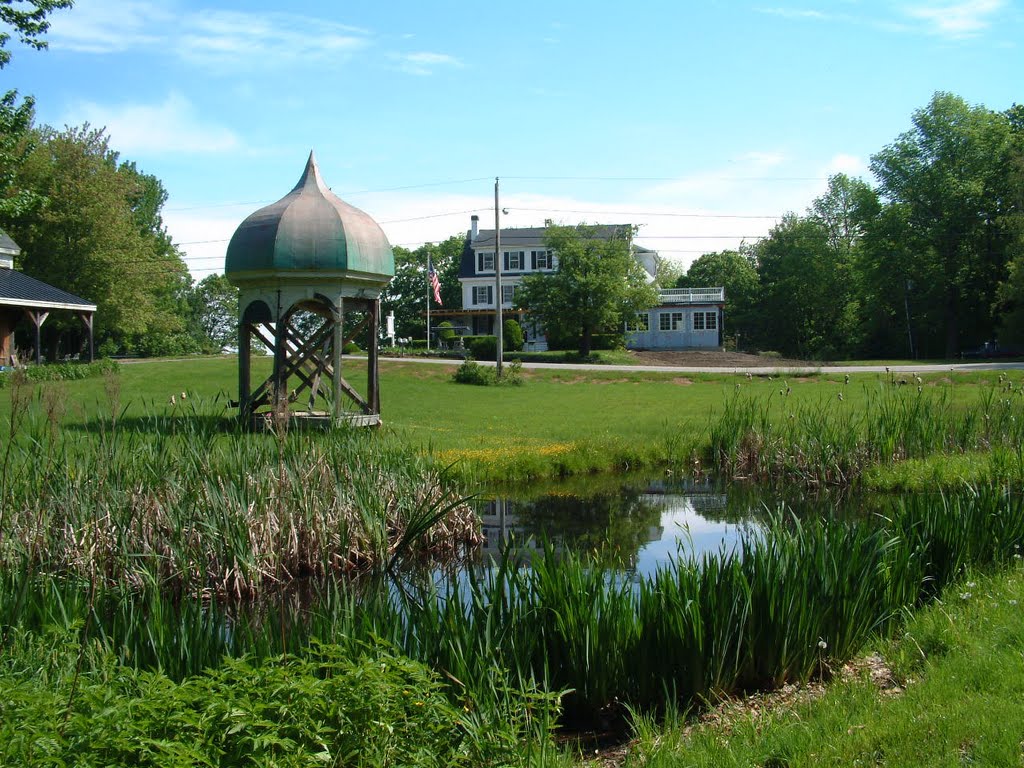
<box><xmin>225</xmin><ymin>152</ymin><xmax>395</xmax><ymax>284</ymax></box>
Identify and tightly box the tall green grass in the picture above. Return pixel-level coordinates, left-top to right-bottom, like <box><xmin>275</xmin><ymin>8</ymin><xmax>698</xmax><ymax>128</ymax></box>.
<box><xmin>709</xmin><ymin>379</ymin><xmax>1024</xmax><ymax>487</ymax></box>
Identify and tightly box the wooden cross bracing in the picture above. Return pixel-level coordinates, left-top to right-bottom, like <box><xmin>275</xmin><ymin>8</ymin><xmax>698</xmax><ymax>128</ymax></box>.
<box><xmin>236</xmin><ymin>297</ymin><xmax>381</xmax><ymax>427</ymax></box>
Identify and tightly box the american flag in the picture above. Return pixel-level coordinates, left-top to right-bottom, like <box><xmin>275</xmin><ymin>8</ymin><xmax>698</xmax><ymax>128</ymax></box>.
<box><xmin>428</xmin><ymin>258</ymin><xmax>442</xmax><ymax>305</ymax></box>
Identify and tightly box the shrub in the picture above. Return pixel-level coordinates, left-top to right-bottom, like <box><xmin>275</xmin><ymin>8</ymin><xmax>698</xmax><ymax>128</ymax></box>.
<box><xmin>453</xmin><ymin>357</ymin><xmax>495</xmax><ymax>386</ymax></box>
<box><xmin>0</xmin><ymin>358</ymin><xmax>119</xmax><ymax>388</ymax></box>
<box><xmin>591</xmin><ymin>333</ymin><xmax>624</xmax><ymax>351</ymax></box>
<box><xmin>468</xmin><ymin>335</ymin><xmax>498</xmax><ymax>361</ymax></box>
<box><xmin>342</xmin><ymin>341</ymin><xmax>362</xmax><ymax>355</ymax></box>
<box><xmin>436</xmin><ymin>321</ymin><xmax>456</xmax><ymax>343</ymax></box>
<box><xmin>503</xmin><ymin>319</ymin><xmax>524</xmax><ymax>352</ymax></box>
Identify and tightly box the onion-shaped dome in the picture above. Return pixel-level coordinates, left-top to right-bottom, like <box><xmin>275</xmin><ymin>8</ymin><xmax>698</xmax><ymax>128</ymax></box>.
<box><xmin>225</xmin><ymin>152</ymin><xmax>395</xmax><ymax>285</ymax></box>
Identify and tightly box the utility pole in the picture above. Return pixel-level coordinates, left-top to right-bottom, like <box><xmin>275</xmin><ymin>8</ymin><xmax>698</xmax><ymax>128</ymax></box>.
<box><xmin>425</xmin><ymin>248</ymin><xmax>431</xmax><ymax>352</ymax></box>
<box><xmin>494</xmin><ymin>177</ymin><xmax>504</xmax><ymax>378</ymax></box>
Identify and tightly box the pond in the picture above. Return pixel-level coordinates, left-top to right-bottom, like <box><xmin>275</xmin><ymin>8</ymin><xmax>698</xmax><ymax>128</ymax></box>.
<box><xmin>472</xmin><ymin>474</ymin><xmax>889</xmax><ymax>577</ymax></box>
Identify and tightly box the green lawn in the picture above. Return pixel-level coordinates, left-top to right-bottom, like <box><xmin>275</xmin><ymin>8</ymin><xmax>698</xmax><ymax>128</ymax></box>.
<box><xmin>2</xmin><ymin>356</ymin><xmax>1019</xmax><ymax>485</ymax></box>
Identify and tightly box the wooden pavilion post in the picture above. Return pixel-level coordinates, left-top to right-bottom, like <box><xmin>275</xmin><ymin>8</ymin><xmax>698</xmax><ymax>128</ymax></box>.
<box><xmin>238</xmin><ymin>318</ymin><xmax>251</xmax><ymax>421</ymax></box>
<box><xmin>368</xmin><ymin>298</ymin><xmax>380</xmax><ymax>415</ymax></box>
<box><xmin>77</xmin><ymin>311</ymin><xmax>94</xmax><ymax>362</ymax></box>
<box><xmin>24</xmin><ymin>309</ymin><xmax>48</xmax><ymax>365</ymax></box>
<box><xmin>332</xmin><ymin>298</ymin><xmax>343</xmax><ymax>421</ymax></box>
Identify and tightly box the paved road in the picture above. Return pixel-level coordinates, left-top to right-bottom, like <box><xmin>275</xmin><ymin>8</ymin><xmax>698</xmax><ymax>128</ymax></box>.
<box><xmin>120</xmin><ymin>355</ymin><xmax>1024</xmax><ymax>375</ymax></box>
<box><xmin>380</xmin><ymin>356</ymin><xmax>1024</xmax><ymax>375</ymax></box>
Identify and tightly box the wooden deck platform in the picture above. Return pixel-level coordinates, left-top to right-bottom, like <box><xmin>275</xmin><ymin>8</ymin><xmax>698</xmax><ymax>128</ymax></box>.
<box><xmin>251</xmin><ymin>410</ymin><xmax>381</xmax><ymax>431</ymax></box>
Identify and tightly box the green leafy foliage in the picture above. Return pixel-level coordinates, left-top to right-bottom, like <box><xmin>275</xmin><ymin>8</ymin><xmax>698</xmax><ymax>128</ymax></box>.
<box><xmin>503</xmin><ymin>318</ymin><xmax>524</xmax><ymax>352</ymax></box>
<box><xmin>380</xmin><ymin>235</ymin><xmax>464</xmax><ymax>341</ymax></box>
<box><xmin>516</xmin><ymin>224</ymin><xmax>658</xmax><ymax>357</ymax></box>
<box><xmin>0</xmin><ymin>637</ymin><xmax>532</xmax><ymax>767</ymax></box>
<box><xmin>189</xmin><ymin>273</ymin><xmax>239</xmax><ymax>350</ymax></box>
<box><xmin>466</xmin><ymin>334</ymin><xmax>497</xmax><ymax>360</ymax></box>
<box><xmin>5</xmin><ymin>125</ymin><xmax>196</xmax><ymax>356</ymax></box>
<box><xmin>0</xmin><ymin>358</ymin><xmax>118</xmax><ymax>387</ymax></box>
<box><xmin>678</xmin><ymin>247</ymin><xmax>759</xmax><ymax>347</ymax></box>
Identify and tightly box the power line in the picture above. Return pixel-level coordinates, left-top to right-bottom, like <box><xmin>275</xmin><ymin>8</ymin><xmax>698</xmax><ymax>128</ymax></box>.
<box><xmin>165</xmin><ymin>177</ymin><xmax>493</xmax><ymax>212</ymax></box>
<box><xmin>510</xmin><ymin>206</ymin><xmax>781</xmax><ymax>219</ymax></box>
<box><xmin>504</xmin><ymin>175</ymin><xmax>827</xmax><ymax>182</ymax></box>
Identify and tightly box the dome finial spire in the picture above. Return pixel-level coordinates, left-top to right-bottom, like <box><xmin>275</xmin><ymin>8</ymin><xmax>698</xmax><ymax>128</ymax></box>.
<box><xmin>293</xmin><ymin>150</ymin><xmax>325</xmax><ymax>193</ymax></box>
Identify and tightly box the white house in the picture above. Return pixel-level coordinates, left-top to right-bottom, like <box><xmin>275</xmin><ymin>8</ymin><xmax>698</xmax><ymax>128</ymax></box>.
<box><xmin>624</xmin><ymin>287</ymin><xmax>726</xmax><ymax>350</ymax></box>
<box><xmin>445</xmin><ymin>216</ymin><xmax>724</xmax><ymax>351</ymax></box>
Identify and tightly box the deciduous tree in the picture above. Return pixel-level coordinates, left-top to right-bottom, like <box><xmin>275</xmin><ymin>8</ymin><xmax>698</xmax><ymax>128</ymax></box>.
<box><xmin>516</xmin><ymin>224</ymin><xmax>658</xmax><ymax>356</ymax></box>
<box><xmin>677</xmin><ymin>248</ymin><xmax>758</xmax><ymax>347</ymax></box>
<box><xmin>380</xmin><ymin>233</ymin><xmax>464</xmax><ymax>341</ymax></box>
<box><xmin>870</xmin><ymin>92</ymin><xmax>1016</xmax><ymax>356</ymax></box>
<box><xmin>7</xmin><ymin>125</ymin><xmax>193</xmax><ymax>355</ymax></box>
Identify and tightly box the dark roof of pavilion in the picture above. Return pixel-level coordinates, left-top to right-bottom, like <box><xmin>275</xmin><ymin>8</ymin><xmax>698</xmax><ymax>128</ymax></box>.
<box><xmin>0</xmin><ymin>268</ymin><xmax>97</xmax><ymax>311</ymax></box>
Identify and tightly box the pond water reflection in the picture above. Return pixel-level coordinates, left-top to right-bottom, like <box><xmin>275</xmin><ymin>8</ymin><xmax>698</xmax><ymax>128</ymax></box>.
<box><xmin>474</xmin><ymin>476</ymin><xmax>883</xmax><ymax>576</ymax></box>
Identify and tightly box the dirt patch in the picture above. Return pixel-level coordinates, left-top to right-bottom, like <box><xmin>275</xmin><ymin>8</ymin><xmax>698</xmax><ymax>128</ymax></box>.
<box><xmin>671</xmin><ymin>377</ymin><xmax>694</xmax><ymax>386</ymax></box>
<box><xmin>629</xmin><ymin>350</ymin><xmax>810</xmax><ymax>368</ymax></box>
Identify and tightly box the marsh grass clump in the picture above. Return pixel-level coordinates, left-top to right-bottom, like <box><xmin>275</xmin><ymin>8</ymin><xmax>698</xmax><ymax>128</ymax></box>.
<box><xmin>709</xmin><ymin>379</ymin><xmax>1024</xmax><ymax>488</ymax></box>
<box><xmin>0</xmin><ymin>393</ymin><xmax>480</xmax><ymax>599</ymax></box>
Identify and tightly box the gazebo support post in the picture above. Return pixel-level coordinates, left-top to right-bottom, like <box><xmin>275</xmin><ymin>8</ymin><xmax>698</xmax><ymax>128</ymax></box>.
<box><xmin>368</xmin><ymin>298</ymin><xmax>380</xmax><ymax>415</ymax></box>
<box><xmin>332</xmin><ymin>299</ymin><xmax>343</xmax><ymax>421</ymax></box>
<box><xmin>238</xmin><ymin>319</ymin><xmax>251</xmax><ymax>421</ymax></box>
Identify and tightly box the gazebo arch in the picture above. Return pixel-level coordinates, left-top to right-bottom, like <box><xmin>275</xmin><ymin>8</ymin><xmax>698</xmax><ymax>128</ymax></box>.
<box><xmin>225</xmin><ymin>152</ymin><xmax>395</xmax><ymax>428</ymax></box>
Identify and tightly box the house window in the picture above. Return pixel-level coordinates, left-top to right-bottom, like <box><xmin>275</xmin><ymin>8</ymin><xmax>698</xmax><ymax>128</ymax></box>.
<box><xmin>626</xmin><ymin>312</ymin><xmax>650</xmax><ymax>332</ymax></box>
<box><xmin>504</xmin><ymin>251</ymin><xmax>524</xmax><ymax>271</ymax></box>
<box><xmin>659</xmin><ymin>311</ymin><xmax>684</xmax><ymax>331</ymax></box>
<box><xmin>693</xmin><ymin>311</ymin><xmax>717</xmax><ymax>331</ymax></box>
<box><xmin>477</xmin><ymin>251</ymin><xmax>494</xmax><ymax>272</ymax></box>
<box><xmin>531</xmin><ymin>250</ymin><xmax>552</xmax><ymax>270</ymax></box>
<box><xmin>501</xmin><ymin>284</ymin><xmax>515</xmax><ymax>304</ymax></box>
<box><xmin>472</xmin><ymin>286</ymin><xmax>493</xmax><ymax>305</ymax></box>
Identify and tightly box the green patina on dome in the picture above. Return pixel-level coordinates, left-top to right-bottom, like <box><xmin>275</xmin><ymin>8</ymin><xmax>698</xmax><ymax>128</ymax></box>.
<box><xmin>225</xmin><ymin>152</ymin><xmax>395</xmax><ymax>284</ymax></box>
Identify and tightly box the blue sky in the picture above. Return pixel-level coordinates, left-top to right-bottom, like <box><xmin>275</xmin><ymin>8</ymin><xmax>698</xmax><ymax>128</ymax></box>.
<box><xmin>5</xmin><ymin>0</ymin><xmax>1023</xmax><ymax>279</ymax></box>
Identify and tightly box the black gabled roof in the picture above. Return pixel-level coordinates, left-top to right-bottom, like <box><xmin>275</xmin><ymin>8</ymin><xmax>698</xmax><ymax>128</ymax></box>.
<box><xmin>468</xmin><ymin>224</ymin><xmax>628</xmax><ymax>249</ymax></box>
<box><xmin>458</xmin><ymin>224</ymin><xmax>633</xmax><ymax>279</ymax></box>
<box><xmin>0</xmin><ymin>268</ymin><xmax>96</xmax><ymax>310</ymax></box>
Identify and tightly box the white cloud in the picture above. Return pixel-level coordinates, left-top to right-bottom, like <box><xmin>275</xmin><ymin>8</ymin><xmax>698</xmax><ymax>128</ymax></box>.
<box><xmin>46</xmin><ymin>0</ymin><xmax>373</xmax><ymax>68</ymax></box>
<box><xmin>755</xmin><ymin>7</ymin><xmax>832</xmax><ymax>21</ymax></box>
<box><xmin>47</xmin><ymin>0</ymin><xmax>170</xmax><ymax>53</ymax></box>
<box><xmin>164</xmin><ymin>208</ymin><xmax>245</xmax><ymax>281</ymax></box>
<box><xmin>823</xmin><ymin>153</ymin><xmax>869</xmax><ymax>177</ymax></box>
<box><xmin>178</xmin><ymin>11</ymin><xmax>370</xmax><ymax>68</ymax></box>
<box><xmin>902</xmin><ymin>0</ymin><xmax>1007</xmax><ymax>38</ymax></box>
<box><xmin>389</xmin><ymin>51</ymin><xmax>464</xmax><ymax>76</ymax></box>
<box><xmin>65</xmin><ymin>93</ymin><xmax>240</xmax><ymax>155</ymax></box>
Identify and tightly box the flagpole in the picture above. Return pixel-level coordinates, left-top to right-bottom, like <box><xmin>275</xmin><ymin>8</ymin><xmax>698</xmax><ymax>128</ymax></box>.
<box><xmin>494</xmin><ymin>177</ymin><xmax>503</xmax><ymax>379</ymax></box>
<box><xmin>426</xmin><ymin>253</ymin><xmax>431</xmax><ymax>352</ymax></box>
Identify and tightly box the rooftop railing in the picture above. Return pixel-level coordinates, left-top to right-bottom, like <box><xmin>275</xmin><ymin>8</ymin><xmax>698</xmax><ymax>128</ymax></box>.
<box><xmin>658</xmin><ymin>287</ymin><xmax>725</xmax><ymax>304</ymax></box>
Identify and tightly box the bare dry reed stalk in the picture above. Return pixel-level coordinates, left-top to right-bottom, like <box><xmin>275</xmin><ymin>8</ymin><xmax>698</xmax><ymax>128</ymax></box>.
<box><xmin>0</xmin><ymin>395</ymin><xmax>481</xmax><ymax>600</ymax></box>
